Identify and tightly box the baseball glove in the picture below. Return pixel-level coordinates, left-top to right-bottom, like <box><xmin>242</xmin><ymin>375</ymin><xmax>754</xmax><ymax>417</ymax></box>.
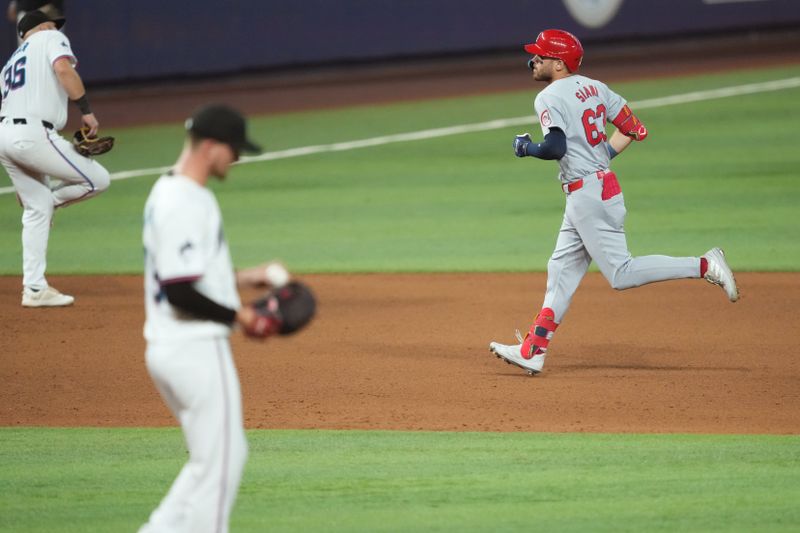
<box><xmin>244</xmin><ymin>281</ymin><xmax>316</xmax><ymax>339</ymax></box>
<box><xmin>72</xmin><ymin>128</ymin><xmax>115</xmax><ymax>157</ymax></box>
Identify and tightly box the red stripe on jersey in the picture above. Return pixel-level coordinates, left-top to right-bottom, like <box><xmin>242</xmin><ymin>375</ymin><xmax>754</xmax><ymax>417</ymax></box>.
<box><xmin>51</xmin><ymin>54</ymin><xmax>77</xmax><ymax>67</ymax></box>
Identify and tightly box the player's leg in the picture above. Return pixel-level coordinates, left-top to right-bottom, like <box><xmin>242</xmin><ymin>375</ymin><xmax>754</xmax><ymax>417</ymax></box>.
<box><xmin>196</xmin><ymin>339</ymin><xmax>248</xmax><ymax>533</ymax></box>
<box><xmin>139</xmin><ymin>350</ymin><xmax>202</xmax><ymax>533</ymax></box>
<box><xmin>142</xmin><ymin>338</ymin><xmax>248</xmax><ymax>533</ymax></box>
<box><xmin>0</xmin><ymin>159</ymin><xmax>74</xmax><ymax>305</ymax></box>
<box><xmin>1</xmin><ymin>133</ymin><xmax>75</xmax><ymax>306</ymax></box>
<box><xmin>140</xmin><ymin>342</ymin><xmax>193</xmax><ymax>532</ymax></box>
<box><xmin>12</xmin><ymin>127</ymin><xmax>111</xmax><ymax>208</ymax></box>
<box><xmin>523</xmin><ymin>216</ymin><xmax>591</xmax><ymax>357</ymax></box>
<box><xmin>571</xmin><ymin>179</ymin><xmax>699</xmax><ymax>290</ymax></box>
<box><xmin>542</xmin><ymin>220</ymin><xmax>592</xmax><ymax>322</ymax></box>
<box><xmin>142</xmin><ymin>338</ymin><xmax>247</xmax><ymax>533</ymax></box>
<box><xmin>0</xmin><ymin>161</ymin><xmax>52</xmax><ymax>291</ymax></box>
<box><xmin>490</xmin><ymin>214</ymin><xmax>590</xmax><ymax>373</ymax></box>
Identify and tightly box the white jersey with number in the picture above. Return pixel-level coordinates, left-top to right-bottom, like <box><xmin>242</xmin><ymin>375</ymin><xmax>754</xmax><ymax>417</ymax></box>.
<box><xmin>143</xmin><ymin>174</ymin><xmax>240</xmax><ymax>342</ymax></box>
<box><xmin>0</xmin><ymin>30</ymin><xmax>76</xmax><ymax>130</ymax></box>
<box><xmin>534</xmin><ymin>74</ymin><xmax>626</xmax><ymax>184</ymax></box>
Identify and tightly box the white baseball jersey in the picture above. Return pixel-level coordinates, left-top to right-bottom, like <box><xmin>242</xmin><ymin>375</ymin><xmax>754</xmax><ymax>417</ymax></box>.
<box><xmin>0</xmin><ymin>30</ymin><xmax>76</xmax><ymax>130</ymax></box>
<box><xmin>143</xmin><ymin>174</ymin><xmax>240</xmax><ymax>342</ymax></box>
<box><xmin>534</xmin><ymin>74</ymin><xmax>626</xmax><ymax>184</ymax></box>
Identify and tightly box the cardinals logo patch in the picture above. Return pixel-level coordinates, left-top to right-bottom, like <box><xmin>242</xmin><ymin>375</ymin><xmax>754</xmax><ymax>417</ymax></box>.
<box><xmin>540</xmin><ymin>109</ymin><xmax>552</xmax><ymax>127</ymax></box>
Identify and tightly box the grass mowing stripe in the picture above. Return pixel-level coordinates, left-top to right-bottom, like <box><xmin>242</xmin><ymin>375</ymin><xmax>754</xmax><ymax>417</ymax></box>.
<box><xmin>1</xmin><ymin>75</ymin><xmax>798</xmax><ymax>196</ymax></box>
<box><xmin>1</xmin><ymin>427</ymin><xmax>799</xmax><ymax>532</ymax></box>
<box><xmin>2</xmin><ymin>66</ymin><xmax>798</xmax><ymax>273</ymax></box>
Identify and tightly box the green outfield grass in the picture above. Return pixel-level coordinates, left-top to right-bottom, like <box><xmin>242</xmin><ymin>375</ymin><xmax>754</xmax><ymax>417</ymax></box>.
<box><xmin>3</xmin><ymin>65</ymin><xmax>800</xmax><ymax>532</ymax></box>
<box><xmin>1</xmin><ymin>428</ymin><xmax>798</xmax><ymax>532</ymax></box>
<box><xmin>1</xmin><ymin>65</ymin><xmax>799</xmax><ymax>274</ymax></box>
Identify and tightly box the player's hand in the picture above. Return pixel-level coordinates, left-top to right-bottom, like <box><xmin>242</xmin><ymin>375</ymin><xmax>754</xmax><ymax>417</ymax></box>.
<box><xmin>236</xmin><ymin>261</ymin><xmax>290</xmax><ymax>289</ymax></box>
<box><xmin>81</xmin><ymin>113</ymin><xmax>99</xmax><ymax>137</ymax></box>
<box><xmin>237</xmin><ymin>305</ymin><xmax>280</xmax><ymax>339</ymax></box>
<box><xmin>513</xmin><ymin>133</ymin><xmax>532</xmax><ymax>157</ymax></box>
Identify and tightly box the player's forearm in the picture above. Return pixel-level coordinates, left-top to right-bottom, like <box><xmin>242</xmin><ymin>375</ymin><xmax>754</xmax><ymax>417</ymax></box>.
<box><xmin>236</xmin><ymin>265</ymin><xmax>269</xmax><ymax>288</ymax></box>
<box><xmin>525</xmin><ymin>128</ymin><xmax>567</xmax><ymax>160</ymax></box>
<box><xmin>163</xmin><ymin>281</ymin><xmax>237</xmax><ymax>324</ymax></box>
<box><xmin>607</xmin><ymin>130</ymin><xmax>633</xmax><ymax>158</ymax></box>
<box><xmin>237</xmin><ymin>262</ymin><xmax>290</xmax><ymax>289</ymax></box>
<box><xmin>611</xmin><ymin>104</ymin><xmax>648</xmax><ymax>141</ymax></box>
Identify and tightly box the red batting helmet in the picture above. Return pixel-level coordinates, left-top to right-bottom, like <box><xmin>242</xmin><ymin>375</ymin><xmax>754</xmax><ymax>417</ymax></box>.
<box><xmin>524</xmin><ymin>29</ymin><xmax>584</xmax><ymax>72</ymax></box>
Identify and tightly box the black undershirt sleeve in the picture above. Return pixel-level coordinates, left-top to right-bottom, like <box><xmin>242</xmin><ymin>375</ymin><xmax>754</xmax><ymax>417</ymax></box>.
<box><xmin>525</xmin><ymin>128</ymin><xmax>567</xmax><ymax>160</ymax></box>
<box><xmin>163</xmin><ymin>281</ymin><xmax>237</xmax><ymax>325</ymax></box>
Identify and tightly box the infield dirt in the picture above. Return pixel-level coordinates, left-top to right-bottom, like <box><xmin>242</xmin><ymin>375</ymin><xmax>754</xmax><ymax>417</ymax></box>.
<box><xmin>2</xmin><ymin>34</ymin><xmax>800</xmax><ymax>434</ymax></box>
<box><xmin>2</xmin><ymin>273</ymin><xmax>798</xmax><ymax>434</ymax></box>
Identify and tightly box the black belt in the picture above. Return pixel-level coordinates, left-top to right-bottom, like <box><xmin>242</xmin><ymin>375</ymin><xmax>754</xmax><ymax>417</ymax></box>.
<box><xmin>0</xmin><ymin>116</ymin><xmax>54</xmax><ymax>129</ymax></box>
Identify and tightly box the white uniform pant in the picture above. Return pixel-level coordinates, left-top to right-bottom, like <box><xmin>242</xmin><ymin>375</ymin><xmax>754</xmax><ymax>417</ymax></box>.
<box><xmin>141</xmin><ymin>337</ymin><xmax>248</xmax><ymax>533</ymax></box>
<box><xmin>0</xmin><ymin>120</ymin><xmax>110</xmax><ymax>289</ymax></box>
<box><xmin>543</xmin><ymin>174</ymin><xmax>700</xmax><ymax>322</ymax></box>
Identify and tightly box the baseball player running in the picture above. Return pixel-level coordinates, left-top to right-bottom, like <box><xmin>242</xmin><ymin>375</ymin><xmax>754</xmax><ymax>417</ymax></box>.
<box><xmin>140</xmin><ymin>104</ymin><xmax>289</xmax><ymax>533</ymax></box>
<box><xmin>489</xmin><ymin>29</ymin><xmax>739</xmax><ymax>375</ymax></box>
<box><xmin>0</xmin><ymin>10</ymin><xmax>110</xmax><ymax>307</ymax></box>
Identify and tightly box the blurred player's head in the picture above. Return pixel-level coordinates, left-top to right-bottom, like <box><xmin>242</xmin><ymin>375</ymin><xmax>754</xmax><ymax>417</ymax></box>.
<box><xmin>185</xmin><ymin>105</ymin><xmax>261</xmax><ymax>178</ymax></box>
<box><xmin>17</xmin><ymin>10</ymin><xmax>65</xmax><ymax>40</ymax></box>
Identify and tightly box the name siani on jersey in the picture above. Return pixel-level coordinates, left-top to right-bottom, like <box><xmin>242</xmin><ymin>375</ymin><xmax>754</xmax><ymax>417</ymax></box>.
<box><xmin>575</xmin><ymin>84</ymin><xmax>599</xmax><ymax>103</ymax></box>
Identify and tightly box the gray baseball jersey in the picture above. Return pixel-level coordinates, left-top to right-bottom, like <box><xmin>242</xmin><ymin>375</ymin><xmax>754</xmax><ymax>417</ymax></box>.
<box><xmin>532</xmin><ymin>74</ymin><xmax>699</xmax><ymax>323</ymax></box>
<box><xmin>490</xmin><ymin>72</ymin><xmax>704</xmax><ymax>374</ymax></box>
<box><xmin>538</xmin><ymin>75</ymin><xmax>699</xmax><ymax>326</ymax></box>
<box><xmin>534</xmin><ymin>74</ymin><xmax>626</xmax><ymax>185</ymax></box>
<box><xmin>489</xmin><ymin>37</ymin><xmax>737</xmax><ymax>376</ymax></box>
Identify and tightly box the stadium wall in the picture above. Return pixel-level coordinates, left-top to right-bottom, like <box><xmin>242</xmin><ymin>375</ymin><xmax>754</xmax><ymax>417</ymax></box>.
<box><xmin>1</xmin><ymin>0</ymin><xmax>798</xmax><ymax>84</ymax></box>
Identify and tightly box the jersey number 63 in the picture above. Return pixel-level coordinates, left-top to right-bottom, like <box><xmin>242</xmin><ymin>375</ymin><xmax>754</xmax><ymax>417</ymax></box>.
<box><xmin>581</xmin><ymin>104</ymin><xmax>607</xmax><ymax>146</ymax></box>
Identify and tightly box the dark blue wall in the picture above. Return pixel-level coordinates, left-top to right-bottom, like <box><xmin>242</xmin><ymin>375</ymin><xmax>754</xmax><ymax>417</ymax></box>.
<box><xmin>2</xmin><ymin>0</ymin><xmax>799</xmax><ymax>84</ymax></box>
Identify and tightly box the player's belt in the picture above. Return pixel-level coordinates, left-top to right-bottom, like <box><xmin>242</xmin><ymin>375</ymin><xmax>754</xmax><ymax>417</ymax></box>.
<box><xmin>0</xmin><ymin>116</ymin><xmax>55</xmax><ymax>129</ymax></box>
<box><xmin>562</xmin><ymin>169</ymin><xmax>613</xmax><ymax>194</ymax></box>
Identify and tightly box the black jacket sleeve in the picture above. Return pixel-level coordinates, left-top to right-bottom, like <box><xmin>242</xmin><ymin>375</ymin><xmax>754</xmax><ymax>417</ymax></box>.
<box><xmin>525</xmin><ymin>128</ymin><xmax>567</xmax><ymax>160</ymax></box>
<box><xmin>163</xmin><ymin>281</ymin><xmax>237</xmax><ymax>324</ymax></box>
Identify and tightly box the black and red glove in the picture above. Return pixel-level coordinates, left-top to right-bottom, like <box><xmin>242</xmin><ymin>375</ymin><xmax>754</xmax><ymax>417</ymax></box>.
<box><xmin>242</xmin><ymin>281</ymin><xmax>316</xmax><ymax>339</ymax></box>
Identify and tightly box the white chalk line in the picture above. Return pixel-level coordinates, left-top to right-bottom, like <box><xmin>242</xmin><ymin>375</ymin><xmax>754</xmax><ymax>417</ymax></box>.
<box><xmin>2</xmin><ymin>76</ymin><xmax>799</xmax><ymax>196</ymax></box>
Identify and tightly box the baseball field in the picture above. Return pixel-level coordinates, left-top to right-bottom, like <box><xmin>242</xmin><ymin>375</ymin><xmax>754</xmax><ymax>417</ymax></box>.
<box><xmin>1</xmin><ymin>56</ymin><xmax>799</xmax><ymax>531</ymax></box>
